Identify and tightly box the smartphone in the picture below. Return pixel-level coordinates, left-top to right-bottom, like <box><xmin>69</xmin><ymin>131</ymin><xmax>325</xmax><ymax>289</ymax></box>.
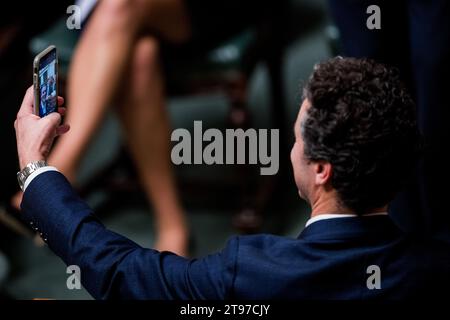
<box><xmin>33</xmin><ymin>45</ymin><xmax>58</xmax><ymax>117</ymax></box>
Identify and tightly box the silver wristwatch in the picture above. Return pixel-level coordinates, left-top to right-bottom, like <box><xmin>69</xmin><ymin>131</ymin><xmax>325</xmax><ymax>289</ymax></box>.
<box><xmin>17</xmin><ymin>160</ymin><xmax>48</xmax><ymax>191</ymax></box>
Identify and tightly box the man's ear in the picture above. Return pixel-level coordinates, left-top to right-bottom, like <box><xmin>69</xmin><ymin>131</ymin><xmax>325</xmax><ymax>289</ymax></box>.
<box><xmin>314</xmin><ymin>161</ymin><xmax>332</xmax><ymax>186</ymax></box>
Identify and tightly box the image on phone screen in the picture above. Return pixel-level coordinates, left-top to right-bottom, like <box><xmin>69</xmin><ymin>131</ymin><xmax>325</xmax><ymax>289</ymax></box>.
<box><xmin>37</xmin><ymin>50</ymin><xmax>57</xmax><ymax>117</ymax></box>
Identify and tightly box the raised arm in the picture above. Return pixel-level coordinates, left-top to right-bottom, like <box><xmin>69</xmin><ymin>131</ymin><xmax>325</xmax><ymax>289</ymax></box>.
<box><xmin>20</xmin><ymin>170</ymin><xmax>237</xmax><ymax>299</ymax></box>
<box><xmin>14</xmin><ymin>87</ymin><xmax>237</xmax><ymax>299</ymax></box>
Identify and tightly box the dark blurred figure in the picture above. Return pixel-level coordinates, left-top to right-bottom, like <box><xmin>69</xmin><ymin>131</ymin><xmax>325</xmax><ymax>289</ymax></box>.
<box><xmin>328</xmin><ymin>0</ymin><xmax>450</xmax><ymax>237</ymax></box>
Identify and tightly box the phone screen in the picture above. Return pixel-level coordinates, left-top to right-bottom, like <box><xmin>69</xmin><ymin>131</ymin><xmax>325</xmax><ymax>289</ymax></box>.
<box><xmin>37</xmin><ymin>49</ymin><xmax>57</xmax><ymax>117</ymax></box>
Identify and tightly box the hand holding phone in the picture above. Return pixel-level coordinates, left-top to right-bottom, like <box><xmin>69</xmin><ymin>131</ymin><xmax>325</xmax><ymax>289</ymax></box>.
<box><xmin>15</xmin><ymin>87</ymin><xmax>69</xmax><ymax>170</ymax></box>
<box><xmin>33</xmin><ymin>45</ymin><xmax>58</xmax><ymax>117</ymax></box>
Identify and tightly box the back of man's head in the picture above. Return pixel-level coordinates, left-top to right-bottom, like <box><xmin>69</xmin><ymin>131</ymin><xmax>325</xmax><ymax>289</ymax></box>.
<box><xmin>302</xmin><ymin>57</ymin><xmax>421</xmax><ymax>214</ymax></box>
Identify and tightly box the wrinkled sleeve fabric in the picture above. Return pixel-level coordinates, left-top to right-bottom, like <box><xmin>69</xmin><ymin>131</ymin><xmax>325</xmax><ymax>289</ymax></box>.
<box><xmin>21</xmin><ymin>171</ymin><xmax>238</xmax><ymax>300</ymax></box>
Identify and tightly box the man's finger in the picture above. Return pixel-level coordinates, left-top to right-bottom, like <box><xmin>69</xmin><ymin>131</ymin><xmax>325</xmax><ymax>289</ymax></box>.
<box><xmin>56</xmin><ymin>124</ymin><xmax>70</xmax><ymax>136</ymax></box>
<box><xmin>57</xmin><ymin>96</ymin><xmax>65</xmax><ymax>107</ymax></box>
<box><xmin>58</xmin><ymin>107</ymin><xmax>67</xmax><ymax>116</ymax></box>
<box><xmin>17</xmin><ymin>86</ymin><xmax>35</xmax><ymax>117</ymax></box>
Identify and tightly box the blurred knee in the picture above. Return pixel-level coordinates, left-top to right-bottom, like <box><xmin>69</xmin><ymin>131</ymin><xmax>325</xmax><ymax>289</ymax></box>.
<box><xmin>101</xmin><ymin>0</ymin><xmax>141</xmax><ymax>16</ymax></box>
<box><xmin>97</xmin><ymin>0</ymin><xmax>144</xmax><ymax>32</ymax></box>
<box><xmin>132</xmin><ymin>37</ymin><xmax>161</xmax><ymax>75</ymax></box>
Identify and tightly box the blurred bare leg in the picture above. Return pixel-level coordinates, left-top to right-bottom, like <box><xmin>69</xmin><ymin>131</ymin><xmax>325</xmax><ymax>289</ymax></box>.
<box><xmin>12</xmin><ymin>0</ymin><xmax>192</xmax><ymax>252</ymax></box>
<box><xmin>48</xmin><ymin>0</ymin><xmax>191</xmax><ymax>182</ymax></box>
<box><xmin>117</xmin><ymin>36</ymin><xmax>188</xmax><ymax>256</ymax></box>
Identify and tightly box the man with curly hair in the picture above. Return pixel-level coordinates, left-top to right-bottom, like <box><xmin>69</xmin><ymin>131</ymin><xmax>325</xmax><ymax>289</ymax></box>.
<box><xmin>13</xmin><ymin>57</ymin><xmax>450</xmax><ymax>299</ymax></box>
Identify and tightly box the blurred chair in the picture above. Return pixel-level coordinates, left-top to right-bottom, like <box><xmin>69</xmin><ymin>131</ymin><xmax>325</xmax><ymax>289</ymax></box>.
<box><xmin>30</xmin><ymin>5</ymin><xmax>291</xmax><ymax>233</ymax></box>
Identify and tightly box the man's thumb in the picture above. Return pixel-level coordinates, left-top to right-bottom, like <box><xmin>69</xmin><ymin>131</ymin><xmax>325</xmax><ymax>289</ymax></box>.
<box><xmin>41</xmin><ymin>112</ymin><xmax>63</xmax><ymax>138</ymax></box>
<box><xmin>44</xmin><ymin>112</ymin><xmax>62</xmax><ymax>128</ymax></box>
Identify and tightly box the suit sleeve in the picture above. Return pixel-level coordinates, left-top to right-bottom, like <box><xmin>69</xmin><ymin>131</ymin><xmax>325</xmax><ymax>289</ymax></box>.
<box><xmin>20</xmin><ymin>171</ymin><xmax>238</xmax><ymax>300</ymax></box>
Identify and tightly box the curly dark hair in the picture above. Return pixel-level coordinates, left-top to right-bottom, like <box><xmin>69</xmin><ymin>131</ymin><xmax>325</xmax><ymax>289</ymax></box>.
<box><xmin>302</xmin><ymin>57</ymin><xmax>420</xmax><ymax>214</ymax></box>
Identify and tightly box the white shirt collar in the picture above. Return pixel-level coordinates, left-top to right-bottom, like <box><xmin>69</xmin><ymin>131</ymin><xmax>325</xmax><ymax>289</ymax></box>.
<box><xmin>305</xmin><ymin>212</ymin><xmax>388</xmax><ymax>228</ymax></box>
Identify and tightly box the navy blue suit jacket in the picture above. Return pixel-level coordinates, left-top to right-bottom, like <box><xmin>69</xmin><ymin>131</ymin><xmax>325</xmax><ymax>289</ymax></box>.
<box><xmin>21</xmin><ymin>171</ymin><xmax>450</xmax><ymax>299</ymax></box>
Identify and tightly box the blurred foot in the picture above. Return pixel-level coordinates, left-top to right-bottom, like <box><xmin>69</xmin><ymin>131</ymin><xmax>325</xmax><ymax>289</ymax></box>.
<box><xmin>155</xmin><ymin>225</ymin><xmax>189</xmax><ymax>257</ymax></box>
